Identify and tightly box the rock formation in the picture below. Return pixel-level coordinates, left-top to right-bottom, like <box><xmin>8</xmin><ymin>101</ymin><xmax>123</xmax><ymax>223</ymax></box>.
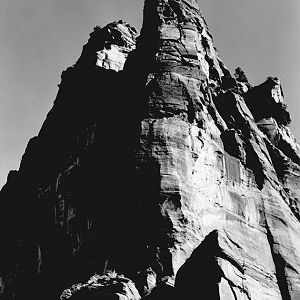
<box><xmin>0</xmin><ymin>1</ymin><xmax>300</xmax><ymax>299</ymax></box>
<box><xmin>60</xmin><ymin>271</ymin><xmax>141</xmax><ymax>300</ymax></box>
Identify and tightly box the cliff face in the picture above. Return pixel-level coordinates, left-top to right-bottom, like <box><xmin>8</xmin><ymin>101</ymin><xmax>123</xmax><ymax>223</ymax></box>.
<box><xmin>1</xmin><ymin>1</ymin><xmax>300</xmax><ymax>300</ymax></box>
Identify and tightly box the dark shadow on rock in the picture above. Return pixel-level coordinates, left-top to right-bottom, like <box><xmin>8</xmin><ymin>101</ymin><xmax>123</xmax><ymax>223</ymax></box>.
<box><xmin>174</xmin><ymin>230</ymin><xmax>224</xmax><ymax>300</ymax></box>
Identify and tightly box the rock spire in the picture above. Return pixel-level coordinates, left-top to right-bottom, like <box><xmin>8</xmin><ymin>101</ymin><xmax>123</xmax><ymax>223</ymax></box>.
<box><xmin>0</xmin><ymin>1</ymin><xmax>299</xmax><ymax>299</ymax></box>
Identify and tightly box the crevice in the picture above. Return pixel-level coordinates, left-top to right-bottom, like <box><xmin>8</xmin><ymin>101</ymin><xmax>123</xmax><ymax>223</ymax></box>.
<box><xmin>264</xmin><ymin>138</ymin><xmax>289</xmax><ymax>181</ymax></box>
<box><xmin>223</xmin><ymin>275</ymin><xmax>251</xmax><ymax>300</ymax></box>
<box><xmin>228</xmin><ymin>284</ymin><xmax>238</xmax><ymax>300</ymax></box>
<box><xmin>265</xmin><ymin>223</ymin><xmax>291</xmax><ymax>300</ymax></box>
<box><xmin>223</xmin><ymin>276</ymin><xmax>238</xmax><ymax>300</ymax></box>
<box><xmin>168</xmin><ymin>1</ymin><xmax>184</xmax><ymax>23</ymax></box>
<box><xmin>245</xmin><ymin>140</ymin><xmax>265</xmax><ymax>189</ymax></box>
<box><xmin>224</xmin><ymin>230</ymin><xmax>242</xmax><ymax>250</ymax></box>
<box><xmin>221</xmin><ymin>129</ymin><xmax>245</xmax><ymax>163</ymax></box>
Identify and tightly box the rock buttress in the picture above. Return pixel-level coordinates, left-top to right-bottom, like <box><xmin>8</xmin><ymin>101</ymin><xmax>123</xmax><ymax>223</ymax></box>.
<box><xmin>128</xmin><ymin>1</ymin><xmax>300</xmax><ymax>299</ymax></box>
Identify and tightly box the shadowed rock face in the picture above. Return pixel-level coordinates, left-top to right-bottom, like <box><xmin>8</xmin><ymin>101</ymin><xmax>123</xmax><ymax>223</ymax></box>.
<box><xmin>0</xmin><ymin>1</ymin><xmax>300</xmax><ymax>300</ymax></box>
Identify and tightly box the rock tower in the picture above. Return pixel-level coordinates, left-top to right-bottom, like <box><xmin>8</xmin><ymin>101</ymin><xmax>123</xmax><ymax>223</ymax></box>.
<box><xmin>0</xmin><ymin>1</ymin><xmax>299</xmax><ymax>299</ymax></box>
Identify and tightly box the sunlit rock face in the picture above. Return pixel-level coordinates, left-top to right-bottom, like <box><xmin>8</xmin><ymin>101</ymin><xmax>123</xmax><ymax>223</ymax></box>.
<box><xmin>60</xmin><ymin>272</ymin><xmax>141</xmax><ymax>300</ymax></box>
<box><xmin>76</xmin><ymin>20</ymin><xmax>137</xmax><ymax>71</ymax></box>
<box><xmin>0</xmin><ymin>1</ymin><xmax>300</xmax><ymax>300</ymax></box>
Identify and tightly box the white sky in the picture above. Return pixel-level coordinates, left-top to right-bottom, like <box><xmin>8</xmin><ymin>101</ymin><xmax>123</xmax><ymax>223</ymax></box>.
<box><xmin>0</xmin><ymin>0</ymin><xmax>299</xmax><ymax>188</ymax></box>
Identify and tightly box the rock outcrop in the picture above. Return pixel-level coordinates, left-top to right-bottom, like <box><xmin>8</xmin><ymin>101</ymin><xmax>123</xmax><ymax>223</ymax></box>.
<box><xmin>60</xmin><ymin>271</ymin><xmax>141</xmax><ymax>300</ymax></box>
<box><xmin>0</xmin><ymin>1</ymin><xmax>300</xmax><ymax>300</ymax></box>
<box><xmin>76</xmin><ymin>21</ymin><xmax>137</xmax><ymax>71</ymax></box>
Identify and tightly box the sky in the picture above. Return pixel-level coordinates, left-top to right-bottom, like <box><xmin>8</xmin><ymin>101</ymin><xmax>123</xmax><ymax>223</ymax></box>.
<box><xmin>0</xmin><ymin>0</ymin><xmax>299</xmax><ymax>189</ymax></box>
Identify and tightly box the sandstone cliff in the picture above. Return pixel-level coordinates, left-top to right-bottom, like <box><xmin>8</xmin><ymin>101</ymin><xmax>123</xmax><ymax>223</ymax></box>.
<box><xmin>0</xmin><ymin>1</ymin><xmax>300</xmax><ymax>300</ymax></box>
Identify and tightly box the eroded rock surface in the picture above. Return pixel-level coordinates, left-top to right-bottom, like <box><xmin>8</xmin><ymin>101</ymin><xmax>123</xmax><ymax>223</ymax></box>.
<box><xmin>0</xmin><ymin>1</ymin><xmax>300</xmax><ymax>300</ymax></box>
<box><xmin>76</xmin><ymin>20</ymin><xmax>137</xmax><ymax>71</ymax></box>
<box><xmin>60</xmin><ymin>271</ymin><xmax>141</xmax><ymax>300</ymax></box>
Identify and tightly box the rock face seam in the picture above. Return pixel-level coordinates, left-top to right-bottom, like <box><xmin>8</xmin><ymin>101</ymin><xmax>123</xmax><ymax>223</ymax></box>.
<box><xmin>265</xmin><ymin>222</ymin><xmax>291</xmax><ymax>300</ymax></box>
